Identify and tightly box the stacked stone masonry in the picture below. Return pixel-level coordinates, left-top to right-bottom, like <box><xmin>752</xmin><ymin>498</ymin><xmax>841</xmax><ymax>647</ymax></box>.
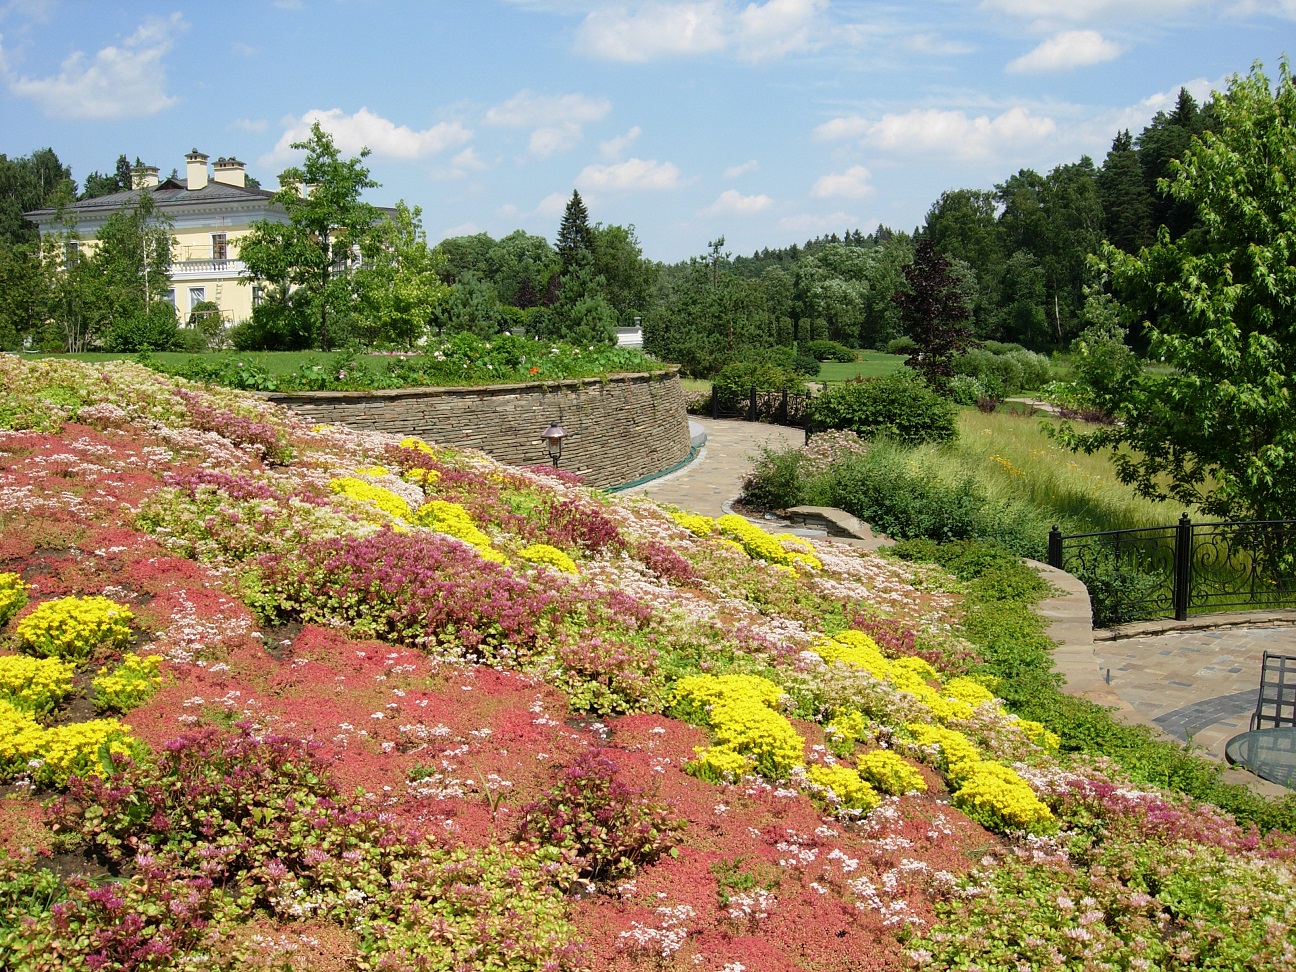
<box><xmin>265</xmin><ymin>370</ymin><xmax>691</xmax><ymax>489</ymax></box>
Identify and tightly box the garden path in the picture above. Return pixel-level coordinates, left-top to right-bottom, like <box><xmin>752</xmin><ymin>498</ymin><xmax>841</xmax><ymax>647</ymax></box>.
<box><xmin>620</xmin><ymin>417</ymin><xmax>806</xmax><ymax>518</ymax></box>
<box><xmin>1039</xmin><ymin>562</ymin><xmax>1295</xmax><ymax>795</ymax></box>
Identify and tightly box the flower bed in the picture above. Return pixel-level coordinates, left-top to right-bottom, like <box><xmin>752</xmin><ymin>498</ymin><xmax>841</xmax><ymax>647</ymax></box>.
<box><xmin>0</xmin><ymin>355</ymin><xmax>1292</xmax><ymax>971</ymax></box>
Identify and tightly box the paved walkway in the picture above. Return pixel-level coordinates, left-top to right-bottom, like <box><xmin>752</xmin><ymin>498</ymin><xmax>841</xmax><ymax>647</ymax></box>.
<box><xmin>1039</xmin><ymin>565</ymin><xmax>1294</xmax><ymax>795</ymax></box>
<box><xmin>621</xmin><ymin>417</ymin><xmax>806</xmax><ymax>517</ymax></box>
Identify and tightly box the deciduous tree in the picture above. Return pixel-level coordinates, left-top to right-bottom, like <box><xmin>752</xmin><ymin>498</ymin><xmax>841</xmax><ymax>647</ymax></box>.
<box><xmin>893</xmin><ymin>239</ymin><xmax>978</xmax><ymax>391</ymax></box>
<box><xmin>1066</xmin><ymin>61</ymin><xmax>1296</xmax><ymax>523</ymax></box>
<box><xmin>239</xmin><ymin>122</ymin><xmax>380</xmax><ymax>351</ymax></box>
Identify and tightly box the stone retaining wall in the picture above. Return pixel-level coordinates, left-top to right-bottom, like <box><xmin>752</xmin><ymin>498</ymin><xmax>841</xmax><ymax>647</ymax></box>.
<box><xmin>265</xmin><ymin>370</ymin><xmax>690</xmax><ymax>488</ymax></box>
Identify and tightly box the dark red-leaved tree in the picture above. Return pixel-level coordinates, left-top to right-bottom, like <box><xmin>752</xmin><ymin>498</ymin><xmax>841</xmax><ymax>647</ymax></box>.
<box><xmin>893</xmin><ymin>239</ymin><xmax>978</xmax><ymax>392</ymax></box>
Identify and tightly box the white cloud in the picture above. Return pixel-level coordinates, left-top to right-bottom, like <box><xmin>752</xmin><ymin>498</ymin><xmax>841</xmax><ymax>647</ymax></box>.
<box><xmin>811</xmin><ymin>165</ymin><xmax>873</xmax><ymax>199</ymax></box>
<box><xmin>532</xmin><ymin>191</ymin><xmax>570</xmax><ymax>217</ymax></box>
<box><xmin>1007</xmin><ymin>30</ymin><xmax>1122</xmax><ymax>72</ymax></box>
<box><xmin>735</xmin><ymin>0</ymin><xmax>827</xmax><ymax>62</ymax></box>
<box><xmin>812</xmin><ymin>115</ymin><xmax>871</xmax><ymax>141</ymax></box>
<box><xmin>232</xmin><ymin>42</ymin><xmax>258</xmax><ymax>57</ymax></box>
<box><xmin>484</xmin><ymin>90</ymin><xmax>612</xmax><ymax>157</ymax></box>
<box><xmin>1</xmin><ymin>1</ymin><xmax>59</xmax><ymax>23</ymax></box>
<box><xmin>230</xmin><ymin>117</ymin><xmax>268</xmax><ymax>134</ymax></box>
<box><xmin>904</xmin><ymin>33</ymin><xmax>975</xmax><ymax>56</ymax></box>
<box><xmin>435</xmin><ymin>221</ymin><xmax>482</xmax><ymax>242</ymax></box>
<box><xmin>778</xmin><ymin>210</ymin><xmax>860</xmax><ymax>235</ymax></box>
<box><xmin>980</xmin><ymin>0</ymin><xmax>1207</xmax><ymax>25</ymax></box>
<box><xmin>577</xmin><ymin>157</ymin><xmax>685</xmax><ymax>190</ymax></box>
<box><xmin>576</xmin><ymin>0</ymin><xmax>826</xmax><ymax>62</ymax></box>
<box><xmin>815</xmin><ymin>106</ymin><xmax>1056</xmax><ymax>160</ymax></box>
<box><xmin>600</xmin><ymin>125</ymin><xmax>641</xmax><ymax>159</ymax></box>
<box><xmin>577</xmin><ymin>2</ymin><xmax>727</xmax><ymax>61</ymax></box>
<box><xmin>267</xmin><ymin>108</ymin><xmax>472</xmax><ymax>162</ymax></box>
<box><xmin>430</xmin><ymin>147</ymin><xmax>491</xmax><ymax>181</ymax></box>
<box><xmin>699</xmin><ymin>189</ymin><xmax>773</xmax><ymax>216</ymax></box>
<box><xmin>3</xmin><ymin>13</ymin><xmax>185</xmax><ymax>119</ymax></box>
<box><xmin>724</xmin><ymin>159</ymin><xmax>759</xmax><ymax>178</ymax></box>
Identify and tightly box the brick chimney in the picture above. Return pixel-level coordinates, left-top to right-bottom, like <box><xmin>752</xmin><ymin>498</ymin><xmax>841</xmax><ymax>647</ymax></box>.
<box><xmin>130</xmin><ymin>165</ymin><xmax>159</xmax><ymax>190</ymax></box>
<box><xmin>185</xmin><ymin>149</ymin><xmax>209</xmax><ymax>191</ymax></box>
<box><xmin>212</xmin><ymin>156</ymin><xmax>247</xmax><ymax>188</ymax></box>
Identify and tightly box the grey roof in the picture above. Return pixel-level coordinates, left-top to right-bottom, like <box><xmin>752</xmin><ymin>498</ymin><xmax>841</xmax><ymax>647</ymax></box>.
<box><xmin>24</xmin><ymin>179</ymin><xmax>280</xmax><ymax>221</ymax></box>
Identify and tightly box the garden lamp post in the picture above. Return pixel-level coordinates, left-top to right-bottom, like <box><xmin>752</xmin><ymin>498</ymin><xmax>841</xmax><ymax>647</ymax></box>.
<box><xmin>540</xmin><ymin>422</ymin><xmax>568</xmax><ymax>468</ymax></box>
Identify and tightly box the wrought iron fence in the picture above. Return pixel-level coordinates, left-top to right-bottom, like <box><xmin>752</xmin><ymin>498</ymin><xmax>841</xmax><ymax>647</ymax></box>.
<box><xmin>1048</xmin><ymin>514</ymin><xmax>1296</xmax><ymax>626</ymax></box>
<box><xmin>707</xmin><ymin>386</ymin><xmax>814</xmax><ymax>431</ymax></box>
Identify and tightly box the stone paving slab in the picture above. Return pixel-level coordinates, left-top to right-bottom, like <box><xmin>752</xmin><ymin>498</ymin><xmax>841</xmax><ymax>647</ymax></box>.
<box><xmin>1038</xmin><ymin>568</ymin><xmax>1293</xmax><ymax>795</ymax></box>
<box><xmin>621</xmin><ymin>417</ymin><xmax>806</xmax><ymax>518</ymax></box>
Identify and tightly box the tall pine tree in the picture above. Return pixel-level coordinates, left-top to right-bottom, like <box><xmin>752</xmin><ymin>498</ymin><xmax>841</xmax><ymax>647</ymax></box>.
<box><xmin>556</xmin><ymin>189</ymin><xmax>593</xmax><ymax>273</ymax></box>
<box><xmin>1098</xmin><ymin>130</ymin><xmax>1154</xmax><ymax>253</ymax></box>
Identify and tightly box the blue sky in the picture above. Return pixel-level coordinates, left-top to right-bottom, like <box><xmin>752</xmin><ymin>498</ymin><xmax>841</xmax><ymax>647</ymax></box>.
<box><xmin>1</xmin><ymin>1</ymin><xmax>1291</xmax><ymax>262</ymax></box>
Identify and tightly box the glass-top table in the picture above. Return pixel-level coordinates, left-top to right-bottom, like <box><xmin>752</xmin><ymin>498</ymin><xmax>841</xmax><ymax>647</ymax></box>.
<box><xmin>1225</xmin><ymin>728</ymin><xmax>1296</xmax><ymax>788</ymax></box>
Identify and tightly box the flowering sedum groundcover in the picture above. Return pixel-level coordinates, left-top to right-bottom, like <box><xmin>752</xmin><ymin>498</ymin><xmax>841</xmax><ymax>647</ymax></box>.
<box><xmin>0</xmin><ymin>356</ymin><xmax>1293</xmax><ymax>971</ymax></box>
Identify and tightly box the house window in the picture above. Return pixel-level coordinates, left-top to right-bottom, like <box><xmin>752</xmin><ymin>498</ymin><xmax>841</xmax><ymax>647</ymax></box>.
<box><xmin>252</xmin><ymin>285</ymin><xmax>264</xmax><ymax>308</ymax></box>
<box><xmin>211</xmin><ymin>233</ymin><xmax>227</xmax><ymax>261</ymax></box>
<box><xmin>165</xmin><ymin>289</ymin><xmax>176</xmax><ymax>308</ymax></box>
<box><xmin>188</xmin><ymin>287</ymin><xmax>206</xmax><ymax>312</ymax></box>
<box><xmin>63</xmin><ymin>241</ymin><xmax>79</xmax><ymax>267</ymax></box>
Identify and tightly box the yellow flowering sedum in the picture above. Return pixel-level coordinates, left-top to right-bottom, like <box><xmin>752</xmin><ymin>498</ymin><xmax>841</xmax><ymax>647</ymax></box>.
<box><xmin>404</xmin><ymin>467</ymin><xmax>442</xmax><ymax>486</ymax></box>
<box><xmin>806</xmin><ymin>763</ymin><xmax>881</xmax><ymax>811</ymax></box>
<box><xmin>1016</xmin><ymin>718</ymin><xmax>1062</xmax><ymax>751</ymax></box>
<box><xmin>517</xmin><ymin>544</ymin><xmax>578</xmax><ymax>574</ymax></box>
<box><xmin>93</xmin><ymin>652</ymin><xmax>163</xmax><ymax>713</ymax></box>
<box><xmin>0</xmin><ymin>697</ymin><xmax>136</xmax><ymax>787</ymax></box>
<box><xmin>952</xmin><ymin>761</ymin><xmax>1056</xmax><ymax>835</ymax></box>
<box><xmin>670</xmin><ymin>511</ymin><xmax>717</xmax><ymax>538</ymax></box>
<box><xmin>353</xmin><ymin>465</ymin><xmax>390</xmax><ymax>478</ymax></box>
<box><xmin>905</xmin><ymin>723</ymin><xmax>983</xmax><ymax>782</ymax></box>
<box><xmin>399</xmin><ymin>435</ymin><xmax>438</xmax><ymax>456</ymax></box>
<box><xmin>676</xmin><ymin>673</ymin><xmax>805</xmax><ymax>782</ymax></box>
<box><xmin>16</xmin><ymin>595</ymin><xmax>135</xmax><ymax>662</ymax></box>
<box><xmin>857</xmin><ymin>749</ymin><xmax>927</xmax><ymax>795</ymax></box>
<box><xmin>329</xmin><ymin>476</ymin><xmax>412</xmax><ymax>522</ymax></box>
<box><xmin>0</xmin><ymin>655</ymin><xmax>74</xmax><ymax>714</ymax></box>
<box><xmin>0</xmin><ymin>572</ymin><xmax>28</xmax><ymax>626</ymax></box>
<box><xmin>688</xmin><ymin>745</ymin><xmax>752</xmax><ymax>783</ymax></box>
<box><xmin>415</xmin><ymin>500</ymin><xmax>493</xmax><ymax>548</ymax></box>
<box><xmin>942</xmin><ymin>676</ymin><xmax>997</xmax><ymax>709</ymax></box>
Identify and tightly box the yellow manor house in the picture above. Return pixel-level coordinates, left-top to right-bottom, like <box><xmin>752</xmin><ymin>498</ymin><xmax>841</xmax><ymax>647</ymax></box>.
<box><xmin>24</xmin><ymin>150</ymin><xmax>287</xmax><ymax>327</ymax></box>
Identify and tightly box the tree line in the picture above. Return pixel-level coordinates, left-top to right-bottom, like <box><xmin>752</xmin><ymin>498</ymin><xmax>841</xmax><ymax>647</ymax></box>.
<box><xmin>0</xmin><ymin>78</ymin><xmax>1238</xmax><ymax>368</ymax></box>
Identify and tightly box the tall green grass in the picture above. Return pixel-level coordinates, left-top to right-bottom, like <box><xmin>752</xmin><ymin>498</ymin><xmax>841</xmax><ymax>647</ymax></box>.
<box><xmin>947</xmin><ymin>410</ymin><xmax>1186</xmax><ymax>535</ymax></box>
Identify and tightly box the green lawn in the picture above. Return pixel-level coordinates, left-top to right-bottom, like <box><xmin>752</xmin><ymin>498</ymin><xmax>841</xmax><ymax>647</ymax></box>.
<box><xmin>817</xmin><ymin>351</ymin><xmax>906</xmax><ymax>383</ymax></box>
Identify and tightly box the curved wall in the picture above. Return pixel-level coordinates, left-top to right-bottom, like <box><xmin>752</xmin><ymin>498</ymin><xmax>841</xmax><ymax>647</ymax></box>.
<box><xmin>266</xmin><ymin>369</ymin><xmax>691</xmax><ymax>489</ymax></box>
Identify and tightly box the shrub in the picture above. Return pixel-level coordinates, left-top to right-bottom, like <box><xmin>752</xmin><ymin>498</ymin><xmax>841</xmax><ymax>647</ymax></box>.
<box><xmin>810</xmin><ymin>370</ymin><xmax>958</xmax><ymax>446</ymax></box>
<box><xmin>885</xmin><ymin>336</ymin><xmax>917</xmax><ymax>355</ymax></box>
<box><xmin>805</xmin><ymin>339</ymin><xmax>856</xmax><ymax>362</ymax></box>
<box><xmin>92</xmin><ymin>652</ymin><xmax>163</xmax><ymax>713</ymax></box>
<box><xmin>739</xmin><ymin>446</ymin><xmax>804</xmax><ymax>510</ymax></box>
<box><xmin>0</xmin><ymin>572</ymin><xmax>28</xmax><ymax>626</ymax></box>
<box><xmin>711</xmin><ymin>351</ymin><xmax>807</xmax><ymax>410</ymax></box>
<box><xmin>515</xmin><ymin>749</ymin><xmax>683</xmax><ymax>882</ymax></box>
<box><xmin>824</xmin><ymin>443</ymin><xmax>1051</xmax><ymax>559</ymax></box>
<box><xmin>16</xmin><ymin>596</ymin><xmax>135</xmax><ymax>662</ymax></box>
<box><xmin>0</xmin><ymin>655</ymin><xmax>74</xmax><ymax>714</ymax></box>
